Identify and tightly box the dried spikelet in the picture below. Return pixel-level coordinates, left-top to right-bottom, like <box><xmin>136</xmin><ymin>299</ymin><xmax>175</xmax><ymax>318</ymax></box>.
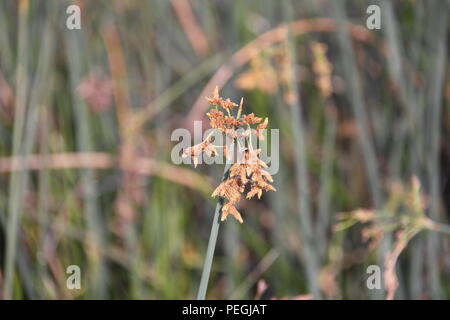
<box><xmin>182</xmin><ymin>143</ymin><xmax>203</xmax><ymax>168</ymax></box>
<box><xmin>311</xmin><ymin>42</ymin><xmax>333</xmax><ymax>98</ymax></box>
<box><xmin>234</xmin><ymin>55</ymin><xmax>278</xmax><ymax>94</ymax></box>
<box><xmin>207</xmin><ymin>86</ymin><xmax>238</xmax><ymax>110</ymax></box>
<box><xmin>220</xmin><ymin>202</ymin><xmax>243</xmax><ymax>223</ymax></box>
<box><xmin>207</xmin><ymin>86</ymin><xmax>222</xmax><ymax>106</ymax></box>
<box><xmin>182</xmin><ymin>139</ymin><xmax>217</xmax><ymax>167</ymax></box>
<box><xmin>242</xmin><ymin>113</ymin><xmax>263</xmax><ymax>125</ymax></box>
<box><xmin>220</xmin><ymin>98</ymin><xmax>238</xmax><ymax>110</ymax></box>
<box><xmin>255</xmin><ymin>118</ymin><xmax>268</xmax><ymax>140</ymax></box>
<box><xmin>207</xmin><ymin>109</ymin><xmax>226</xmax><ymax>130</ymax></box>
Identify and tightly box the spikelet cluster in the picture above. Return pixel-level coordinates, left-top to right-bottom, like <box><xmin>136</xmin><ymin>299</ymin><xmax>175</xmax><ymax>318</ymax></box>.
<box><xmin>182</xmin><ymin>87</ymin><xmax>276</xmax><ymax>223</ymax></box>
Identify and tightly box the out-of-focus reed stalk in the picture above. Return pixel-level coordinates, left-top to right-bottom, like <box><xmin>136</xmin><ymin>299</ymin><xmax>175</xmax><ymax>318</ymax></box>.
<box><xmin>381</xmin><ymin>0</ymin><xmax>448</xmax><ymax>298</ymax></box>
<box><xmin>333</xmin><ymin>1</ymin><xmax>387</xmax><ymax>298</ymax></box>
<box><xmin>24</xmin><ymin>3</ymin><xmax>55</xmax><ymax>298</ymax></box>
<box><xmin>103</xmin><ymin>20</ymin><xmax>143</xmax><ymax>298</ymax></box>
<box><xmin>424</xmin><ymin>0</ymin><xmax>448</xmax><ymax>299</ymax></box>
<box><xmin>380</xmin><ymin>1</ymin><xmax>422</xmax><ymax>299</ymax></box>
<box><xmin>171</xmin><ymin>0</ymin><xmax>210</xmax><ymax>58</ymax></box>
<box><xmin>282</xmin><ymin>0</ymin><xmax>321</xmax><ymax>298</ymax></box>
<box><xmin>65</xmin><ymin>16</ymin><xmax>108</xmax><ymax>298</ymax></box>
<box><xmin>317</xmin><ymin>105</ymin><xmax>337</xmax><ymax>261</ymax></box>
<box><xmin>3</xmin><ymin>0</ymin><xmax>30</xmax><ymax>299</ymax></box>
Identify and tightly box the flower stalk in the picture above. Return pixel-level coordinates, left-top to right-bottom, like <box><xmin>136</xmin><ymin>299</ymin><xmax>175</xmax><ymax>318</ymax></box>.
<box><xmin>183</xmin><ymin>87</ymin><xmax>276</xmax><ymax>299</ymax></box>
<box><xmin>197</xmin><ymin>163</ymin><xmax>230</xmax><ymax>300</ymax></box>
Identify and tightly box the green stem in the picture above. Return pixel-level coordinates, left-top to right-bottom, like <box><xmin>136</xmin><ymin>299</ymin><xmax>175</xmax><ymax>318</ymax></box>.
<box><xmin>197</xmin><ymin>163</ymin><xmax>231</xmax><ymax>300</ymax></box>
<box><xmin>246</xmin><ymin>124</ymin><xmax>254</xmax><ymax>151</ymax></box>
<box><xmin>4</xmin><ymin>0</ymin><xmax>29</xmax><ymax>299</ymax></box>
<box><xmin>237</xmin><ymin>98</ymin><xmax>243</xmax><ymax>119</ymax></box>
<box><xmin>425</xmin><ymin>219</ymin><xmax>450</xmax><ymax>236</ymax></box>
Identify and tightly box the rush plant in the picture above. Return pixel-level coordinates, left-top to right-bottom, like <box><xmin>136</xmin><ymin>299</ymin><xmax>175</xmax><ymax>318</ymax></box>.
<box><xmin>182</xmin><ymin>87</ymin><xmax>276</xmax><ymax>299</ymax></box>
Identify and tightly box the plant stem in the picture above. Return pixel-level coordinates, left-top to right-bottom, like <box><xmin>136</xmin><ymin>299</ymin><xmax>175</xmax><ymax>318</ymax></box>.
<box><xmin>4</xmin><ymin>0</ymin><xmax>29</xmax><ymax>299</ymax></box>
<box><xmin>197</xmin><ymin>163</ymin><xmax>231</xmax><ymax>300</ymax></box>
<box><xmin>333</xmin><ymin>1</ymin><xmax>388</xmax><ymax>299</ymax></box>
<box><xmin>425</xmin><ymin>219</ymin><xmax>450</xmax><ymax>236</ymax></box>
<box><xmin>282</xmin><ymin>0</ymin><xmax>321</xmax><ymax>298</ymax></box>
<box><xmin>65</xmin><ymin>15</ymin><xmax>108</xmax><ymax>298</ymax></box>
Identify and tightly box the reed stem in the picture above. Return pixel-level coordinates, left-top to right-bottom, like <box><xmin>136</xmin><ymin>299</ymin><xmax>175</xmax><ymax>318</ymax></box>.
<box><xmin>197</xmin><ymin>163</ymin><xmax>230</xmax><ymax>300</ymax></box>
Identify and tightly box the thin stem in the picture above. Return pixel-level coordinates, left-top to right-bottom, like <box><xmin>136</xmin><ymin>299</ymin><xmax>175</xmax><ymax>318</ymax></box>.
<box><xmin>4</xmin><ymin>0</ymin><xmax>29</xmax><ymax>299</ymax></box>
<box><xmin>197</xmin><ymin>163</ymin><xmax>231</xmax><ymax>300</ymax></box>
<box><xmin>282</xmin><ymin>0</ymin><xmax>321</xmax><ymax>298</ymax></box>
<box><xmin>424</xmin><ymin>219</ymin><xmax>450</xmax><ymax>236</ymax></box>
<box><xmin>236</xmin><ymin>138</ymin><xmax>244</xmax><ymax>151</ymax></box>
<box><xmin>237</xmin><ymin>98</ymin><xmax>243</xmax><ymax>119</ymax></box>
<box><xmin>66</xmin><ymin>16</ymin><xmax>108</xmax><ymax>298</ymax></box>
<box><xmin>333</xmin><ymin>1</ymin><xmax>387</xmax><ymax>299</ymax></box>
<box><xmin>246</xmin><ymin>124</ymin><xmax>254</xmax><ymax>152</ymax></box>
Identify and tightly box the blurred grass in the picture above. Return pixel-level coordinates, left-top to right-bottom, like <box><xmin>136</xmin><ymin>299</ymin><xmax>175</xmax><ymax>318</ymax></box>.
<box><xmin>0</xmin><ymin>0</ymin><xmax>449</xmax><ymax>299</ymax></box>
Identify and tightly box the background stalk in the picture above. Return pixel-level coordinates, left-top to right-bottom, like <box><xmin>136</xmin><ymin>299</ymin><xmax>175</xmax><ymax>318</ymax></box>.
<box><xmin>3</xmin><ymin>0</ymin><xmax>30</xmax><ymax>299</ymax></box>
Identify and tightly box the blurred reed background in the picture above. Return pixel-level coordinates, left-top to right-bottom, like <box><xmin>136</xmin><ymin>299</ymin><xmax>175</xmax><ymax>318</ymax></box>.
<box><xmin>0</xmin><ymin>0</ymin><xmax>449</xmax><ymax>299</ymax></box>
